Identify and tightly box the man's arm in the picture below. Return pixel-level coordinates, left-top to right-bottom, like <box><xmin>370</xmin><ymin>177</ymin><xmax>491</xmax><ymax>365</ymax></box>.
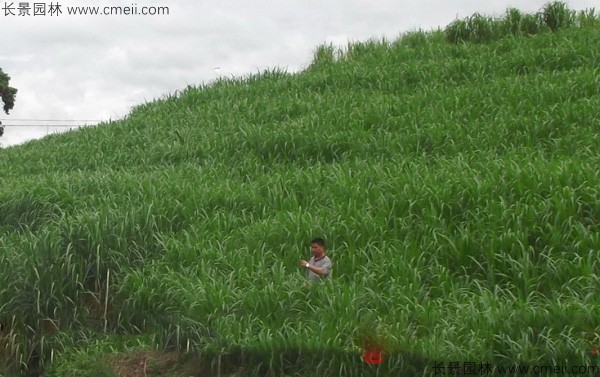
<box><xmin>299</xmin><ymin>259</ymin><xmax>331</xmax><ymax>277</ymax></box>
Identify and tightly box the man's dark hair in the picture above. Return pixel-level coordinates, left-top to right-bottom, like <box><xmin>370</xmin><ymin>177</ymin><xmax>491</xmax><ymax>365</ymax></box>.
<box><xmin>311</xmin><ymin>237</ymin><xmax>326</xmax><ymax>247</ymax></box>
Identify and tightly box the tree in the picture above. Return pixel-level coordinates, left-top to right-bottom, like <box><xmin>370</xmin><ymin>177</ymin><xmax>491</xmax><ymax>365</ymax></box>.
<box><xmin>0</xmin><ymin>67</ymin><xmax>18</xmax><ymax>137</ymax></box>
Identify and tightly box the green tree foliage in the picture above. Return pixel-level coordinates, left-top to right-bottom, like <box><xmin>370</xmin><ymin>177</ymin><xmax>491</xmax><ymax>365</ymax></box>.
<box><xmin>0</xmin><ymin>67</ymin><xmax>18</xmax><ymax>137</ymax></box>
<box><xmin>0</xmin><ymin>68</ymin><xmax>17</xmax><ymax>114</ymax></box>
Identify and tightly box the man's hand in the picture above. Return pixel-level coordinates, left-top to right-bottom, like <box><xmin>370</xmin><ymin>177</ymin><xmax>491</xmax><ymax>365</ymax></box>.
<box><xmin>299</xmin><ymin>259</ymin><xmax>309</xmax><ymax>268</ymax></box>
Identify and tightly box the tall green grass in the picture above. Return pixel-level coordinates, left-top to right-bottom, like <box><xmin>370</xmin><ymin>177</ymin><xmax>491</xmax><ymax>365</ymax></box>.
<box><xmin>1</xmin><ymin>2</ymin><xmax>600</xmax><ymax>376</ymax></box>
<box><xmin>444</xmin><ymin>1</ymin><xmax>597</xmax><ymax>43</ymax></box>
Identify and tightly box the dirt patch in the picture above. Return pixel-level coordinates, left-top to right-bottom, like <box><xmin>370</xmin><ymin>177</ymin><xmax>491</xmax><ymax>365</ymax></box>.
<box><xmin>108</xmin><ymin>350</ymin><xmax>210</xmax><ymax>377</ymax></box>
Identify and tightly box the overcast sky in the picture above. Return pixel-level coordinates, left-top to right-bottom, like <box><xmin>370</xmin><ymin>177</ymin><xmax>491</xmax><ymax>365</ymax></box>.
<box><xmin>0</xmin><ymin>0</ymin><xmax>597</xmax><ymax>147</ymax></box>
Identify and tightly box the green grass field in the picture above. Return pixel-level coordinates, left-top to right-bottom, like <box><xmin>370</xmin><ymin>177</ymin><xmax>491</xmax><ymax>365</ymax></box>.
<box><xmin>1</xmin><ymin>2</ymin><xmax>599</xmax><ymax>376</ymax></box>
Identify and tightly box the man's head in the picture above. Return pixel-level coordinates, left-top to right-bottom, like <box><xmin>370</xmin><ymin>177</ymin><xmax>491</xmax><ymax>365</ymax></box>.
<box><xmin>310</xmin><ymin>237</ymin><xmax>326</xmax><ymax>258</ymax></box>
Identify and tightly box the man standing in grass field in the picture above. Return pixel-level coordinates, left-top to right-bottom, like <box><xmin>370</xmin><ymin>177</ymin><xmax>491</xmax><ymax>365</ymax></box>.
<box><xmin>299</xmin><ymin>237</ymin><xmax>332</xmax><ymax>283</ymax></box>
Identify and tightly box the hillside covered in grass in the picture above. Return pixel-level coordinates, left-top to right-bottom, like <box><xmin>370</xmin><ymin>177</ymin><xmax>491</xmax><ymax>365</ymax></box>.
<box><xmin>1</xmin><ymin>2</ymin><xmax>600</xmax><ymax>376</ymax></box>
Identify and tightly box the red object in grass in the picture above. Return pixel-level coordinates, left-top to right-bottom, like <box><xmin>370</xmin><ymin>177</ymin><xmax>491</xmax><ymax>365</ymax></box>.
<box><xmin>363</xmin><ymin>349</ymin><xmax>384</xmax><ymax>364</ymax></box>
<box><xmin>592</xmin><ymin>347</ymin><xmax>598</xmax><ymax>355</ymax></box>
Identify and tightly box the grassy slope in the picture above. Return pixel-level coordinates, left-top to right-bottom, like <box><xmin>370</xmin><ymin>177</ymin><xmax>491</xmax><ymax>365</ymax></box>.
<box><xmin>1</xmin><ymin>6</ymin><xmax>600</xmax><ymax>376</ymax></box>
